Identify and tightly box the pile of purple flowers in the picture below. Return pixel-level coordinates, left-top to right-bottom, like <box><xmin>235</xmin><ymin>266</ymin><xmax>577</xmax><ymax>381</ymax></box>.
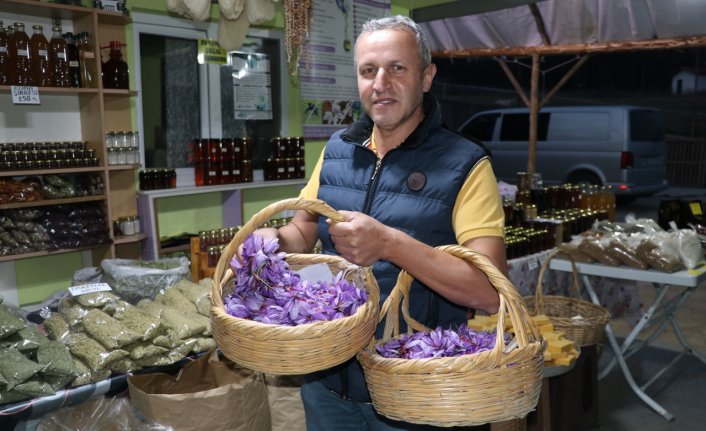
<box><xmin>223</xmin><ymin>234</ymin><xmax>368</xmax><ymax>326</ymax></box>
<box><xmin>376</xmin><ymin>324</ymin><xmax>509</xmax><ymax>359</ymax></box>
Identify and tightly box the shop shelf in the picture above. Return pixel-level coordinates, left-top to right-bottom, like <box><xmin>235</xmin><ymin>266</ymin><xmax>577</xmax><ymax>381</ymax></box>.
<box><xmin>0</xmin><ymin>0</ymin><xmax>131</xmax><ymax>25</ymax></box>
<box><xmin>0</xmin><ymin>167</ymin><xmax>105</xmax><ymax>178</ymax></box>
<box><xmin>0</xmin><ymin>242</ymin><xmax>110</xmax><ymax>263</ymax></box>
<box><xmin>113</xmin><ymin>233</ymin><xmax>147</xmax><ymax>245</ymax></box>
<box><xmin>0</xmin><ymin>85</ymin><xmax>100</xmax><ymax>95</ymax></box>
<box><xmin>0</xmin><ymin>195</ymin><xmax>106</xmax><ymax>210</ymax></box>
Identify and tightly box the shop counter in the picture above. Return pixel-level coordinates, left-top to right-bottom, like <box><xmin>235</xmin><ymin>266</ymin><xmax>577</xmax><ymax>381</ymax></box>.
<box><xmin>549</xmin><ymin>259</ymin><xmax>706</xmax><ymax>421</ymax></box>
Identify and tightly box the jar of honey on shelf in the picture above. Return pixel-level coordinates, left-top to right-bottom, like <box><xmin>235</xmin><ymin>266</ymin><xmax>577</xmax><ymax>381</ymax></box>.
<box><xmin>10</xmin><ymin>22</ymin><xmax>33</xmax><ymax>85</ymax></box>
<box><xmin>30</xmin><ymin>25</ymin><xmax>52</xmax><ymax>86</ymax></box>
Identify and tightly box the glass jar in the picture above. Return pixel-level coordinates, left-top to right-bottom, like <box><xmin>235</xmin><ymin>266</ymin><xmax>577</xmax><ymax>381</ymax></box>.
<box><xmin>120</xmin><ymin>216</ymin><xmax>136</xmax><ymax>235</ymax></box>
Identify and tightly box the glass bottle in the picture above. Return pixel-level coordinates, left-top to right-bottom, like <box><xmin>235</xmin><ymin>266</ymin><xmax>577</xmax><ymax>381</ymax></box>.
<box><xmin>30</xmin><ymin>25</ymin><xmax>52</xmax><ymax>87</ymax></box>
<box><xmin>0</xmin><ymin>22</ymin><xmax>9</xmax><ymax>85</ymax></box>
<box><xmin>64</xmin><ymin>32</ymin><xmax>81</xmax><ymax>87</ymax></box>
<box><xmin>77</xmin><ymin>32</ymin><xmax>97</xmax><ymax>88</ymax></box>
<box><xmin>102</xmin><ymin>40</ymin><xmax>129</xmax><ymax>89</ymax></box>
<box><xmin>10</xmin><ymin>22</ymin><xmax>33</xmax><ymax>85</ymax></box>
<box><xmin>49</xmin><ymin>26</ymin><xmax>70</xmax><ymax>87</ymax></box>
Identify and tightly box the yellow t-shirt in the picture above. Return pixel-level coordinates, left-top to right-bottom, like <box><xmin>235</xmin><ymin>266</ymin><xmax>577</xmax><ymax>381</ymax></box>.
<box><xmin>298</xmin><ymin>143</ymin><xmax>505</xmax><ymax>244</ymax></box>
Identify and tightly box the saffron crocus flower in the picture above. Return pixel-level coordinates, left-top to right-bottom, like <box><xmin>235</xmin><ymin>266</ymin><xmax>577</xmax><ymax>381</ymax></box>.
<box><xmin>223</xmin><ymin>234</ymin><xmax>368</xmax><ymax>326</ymax></box>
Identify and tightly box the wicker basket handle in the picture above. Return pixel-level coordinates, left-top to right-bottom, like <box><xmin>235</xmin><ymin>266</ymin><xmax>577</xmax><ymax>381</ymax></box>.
<box><xmin>380</xmin><ymin>244</ymin><xmax>540</xmax><ymax>366</ymax></box>
<box><xmin>534</xmin><ymin>249</ymin><xmax>582</xmax><ymax>315</ymax></box>
<box><xmin>211</xmin><ymin>198</ymin><xmax>346</xmax><ymax>309</ymax></box>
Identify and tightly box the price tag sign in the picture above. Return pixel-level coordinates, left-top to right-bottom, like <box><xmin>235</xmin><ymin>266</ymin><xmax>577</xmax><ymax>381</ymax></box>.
<box><xmin>11</xmin><ymin>86</ymin><xmax>41</xmax><ymax>105</ymax></box>
<box><xmin>68</xmin><ymin>282</ymin><xmax>112</xmax><ymax>296</ymax></box>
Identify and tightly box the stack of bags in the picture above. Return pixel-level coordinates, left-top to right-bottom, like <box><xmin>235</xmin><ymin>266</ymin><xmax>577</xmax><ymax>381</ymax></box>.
<box><xmin>42</xmin><ymin>279</ymin><xmax>216</xmax><ymax>388</ymax></box>
<box><xmin>0</xmin><ymin>299</ymin><xmax>78</xmax><ymax>405</ymax></box>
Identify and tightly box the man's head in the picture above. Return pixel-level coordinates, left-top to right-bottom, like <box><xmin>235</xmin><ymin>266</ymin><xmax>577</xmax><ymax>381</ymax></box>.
<box><xmin>353</xmin><ymin>15</ymin><xmax>436</xmax><ymax>135</ymax></box>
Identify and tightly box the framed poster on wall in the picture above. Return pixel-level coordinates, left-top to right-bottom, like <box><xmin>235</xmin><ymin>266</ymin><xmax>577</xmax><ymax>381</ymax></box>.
<box><xmin>300</xmin><ymin>0</ymin><xmax>391</xmax><ymax>139</ymax></box>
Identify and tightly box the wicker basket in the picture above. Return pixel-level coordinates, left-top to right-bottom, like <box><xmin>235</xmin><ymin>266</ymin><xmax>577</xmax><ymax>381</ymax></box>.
<box><xmin>525</xmin><ymin>249</ymin><xmax>611</xmax><ymax>347</ymax></box>
<box><xmin>358</xmin><ymin>245</ymin><xmax>545</xmax><ymax>427</ymax></box>
<box><xmin>210</xmin><ymin>198</ymin><xmax>380</xmax><ymax>375</ymax></box>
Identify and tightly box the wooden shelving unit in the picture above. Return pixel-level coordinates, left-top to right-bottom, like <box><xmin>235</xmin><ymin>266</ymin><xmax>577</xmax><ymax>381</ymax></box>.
<box><xmin>0</xmin><ymin>2</ymin><xmax>143</xmax><ymax>264</ymax></box>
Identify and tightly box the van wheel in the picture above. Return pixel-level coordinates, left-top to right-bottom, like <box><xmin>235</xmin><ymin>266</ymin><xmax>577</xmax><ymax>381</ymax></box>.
<box><xmin>567</xmin><ymin>172</ymin><xmax>601</xmax><ymax>187</ymax></box>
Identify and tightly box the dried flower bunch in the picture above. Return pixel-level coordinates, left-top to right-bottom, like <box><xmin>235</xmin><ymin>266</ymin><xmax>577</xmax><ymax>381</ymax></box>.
<box><xmin>376</xmin><ymin>324</ymin><xmax>509</xmax><ymax>360</ymax></box>
<box><xmin>224</xmin><ymin>234</ymin><xmax>368</xmax><ymax>325</ymax></box>
<box><xmin>283</xmin><ymin>0</ymin><xmax>313</xmax><ymax>76</ymax></box>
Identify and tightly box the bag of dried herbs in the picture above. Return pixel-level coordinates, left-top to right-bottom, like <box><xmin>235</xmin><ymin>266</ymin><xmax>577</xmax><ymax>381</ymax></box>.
<box><xmin>0</xmin><ymin>348</ymin><xmax>44</xmax><ymax>389</ymax></box>
<box><xmin>36</xmin><ymin>341</ymin><xmax>79</xmax><ymax>378</ymax></box>
<box><xmin>57</xmin><ymin>297</ymin><xmax>88</xmax><ymax>328</ymax></box>
<box><xmin>158</xmin><ymin>287</ymin><xmax>198</xmax><ymax>314</ymax></box>
<box><xmin>65</xmin><ymin>332</ymin><xmax>129</xmax><ymax>373</ymax></box>
<box><xmin>0</xmin><ymin>325</ymin><xmax>48</xmax><ymax>352</ymax></box>
<box><xmin>13</xmin><ymin>378</ymin><xmax>55</xmax><ymax>397</ymax></box>
<box><xmin>101</xmin><ymin>257</ymin><xmax>190</xmax><ymax>303</ymax></box>
<box><xmin>110</xmin><ymin>300</ymin><xmax>165</xmax><ymax>341</ymax></box>
<box><xmin>174</xmin><ymin>278</ymin><xmax>211</xmax><ymax>317</ymax></box>
<box><xmin>70</xmin><ymin>357</ymin><xmax>111</xmax><ymax>387</ymax></box>
<box><xmin>81</xmin><ymin>309</ymin><xmax>143</xmax><ymax>350</ymax></box>
<box><xmin>43</xmin><ymin>312</ymin><xmax>71</xmax><ymax>342</ymax></box>
<box><xmin>0</xmin><ymin>302</ymin><xmax>26</xmax><ymax>339</ymax></box>
<box><xmin>74</xmin><ymin>291</ymin><xmax>120</xmax><ymax>308</ymax></box>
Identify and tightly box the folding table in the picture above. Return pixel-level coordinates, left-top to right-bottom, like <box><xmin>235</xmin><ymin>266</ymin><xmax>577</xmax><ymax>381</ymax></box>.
<box><xmin>548</xmin><ymin>259</ymin><xmax>706</xmax><ymax>421</ymax></box>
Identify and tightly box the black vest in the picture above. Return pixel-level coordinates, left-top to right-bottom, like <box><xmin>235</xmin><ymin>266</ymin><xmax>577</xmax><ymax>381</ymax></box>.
<box><xmin>313</xmin><ymin>94</ymin><xmax>489</xmax><ymax>401</ymax></box>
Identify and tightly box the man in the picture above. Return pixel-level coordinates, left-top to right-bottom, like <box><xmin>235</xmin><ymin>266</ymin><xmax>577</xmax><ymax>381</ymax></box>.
<box><xmin>253</xmin><ymin>15</ymin><xmax>506</xmax><ymax>430</ymax></box>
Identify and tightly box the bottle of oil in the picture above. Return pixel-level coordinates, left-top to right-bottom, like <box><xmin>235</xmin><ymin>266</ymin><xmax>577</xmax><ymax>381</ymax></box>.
<box><xmin>49</xmin><ymin>26</ymin><xmax>70</xmax><ymax>87</ymax></box>
<box><xmin>64</xmin><ymin>32</ymin><xmax>80</xmax><ymax>87</ymax></box>
<box><xmin>77</xmin><ymin>32</ymin><xmax>97</xmax><ymax>88</ymax></box>
<box><xmin>0</xmin><ymin>21</ymin><xmax>9</xmax><ymax>85</ymax></box>
<box><xmin>30</xmin><ymin>25</ymin><xmax>52</xmax><ymax>86</ymax></box>
<box><xmin>102</xmin><ymin>40</ymin><xmax>129</xmax><ymax>89</ymax></box>
<box><xmin>10</xmin><ymin>22</ymin><xmax>33</xmax><ymax>85</ymax></box>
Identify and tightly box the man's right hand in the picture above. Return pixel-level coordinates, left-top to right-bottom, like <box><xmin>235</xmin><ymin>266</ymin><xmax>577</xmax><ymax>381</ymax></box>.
<box><xmin>235</xmin><ymin>227</ymin><xmax>279</xmax><ymax>262</ymax></box>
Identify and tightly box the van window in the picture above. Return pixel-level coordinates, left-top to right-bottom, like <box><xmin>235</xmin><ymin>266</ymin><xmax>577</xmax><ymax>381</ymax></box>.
<box><xmin>630</xmin><ymin>110</ymin><xmax>665</xmax><ymax>141</ymax></box>
<box><xmin>460</xmin><ymin>113</ymin><xmax>499</xmax><ymax>141</ymax></box>
<box><xmin>499</xmin><ymin>113</ymin><xmax>549</xmax><ymax>141</ymax></box>
<box><xmin>548</xmin><ymin>112</ymin><xmax>610</xmax><ymax>141</ymax></box>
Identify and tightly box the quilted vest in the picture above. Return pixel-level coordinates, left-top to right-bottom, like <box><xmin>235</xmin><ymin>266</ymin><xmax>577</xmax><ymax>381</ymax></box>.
<box><xmin>312</xmin><ymin>95</ymin><xmax>489</xmax><ymax>402</ymax></box>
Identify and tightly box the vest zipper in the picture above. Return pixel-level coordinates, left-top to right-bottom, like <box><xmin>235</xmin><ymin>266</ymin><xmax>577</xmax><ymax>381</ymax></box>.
<box><xmin>363</xmin><ymin>157</ymin><xmax>382</xmax><ymax>214</ymax></box>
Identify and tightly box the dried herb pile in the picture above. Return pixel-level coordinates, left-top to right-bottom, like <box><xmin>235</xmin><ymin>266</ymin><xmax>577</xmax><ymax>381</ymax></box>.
<box><xmin>0</xmin><ymin>301</ymin><xmax>78</xmax><ymax>406</ymax></box>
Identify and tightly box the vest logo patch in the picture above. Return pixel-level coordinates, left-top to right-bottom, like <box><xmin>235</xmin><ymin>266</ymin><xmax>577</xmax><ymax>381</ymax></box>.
<box><xmin>406</xmin><ymin>171</ymin><xmax>426</xmax><ymax>191</ymax></box>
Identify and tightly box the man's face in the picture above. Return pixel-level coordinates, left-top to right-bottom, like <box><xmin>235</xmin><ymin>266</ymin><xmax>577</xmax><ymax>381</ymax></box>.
<box><xmin>355</xmin><ymin>28</ymin><xmax>436</xmax><ymax>132</ymax></box>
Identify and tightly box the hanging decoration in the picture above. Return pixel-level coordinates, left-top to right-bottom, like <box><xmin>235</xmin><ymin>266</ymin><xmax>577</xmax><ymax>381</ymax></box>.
<box><xmin>283</xmin><ymin>0</ymin><xmax>313</xmax><ymax>77</ymax></box>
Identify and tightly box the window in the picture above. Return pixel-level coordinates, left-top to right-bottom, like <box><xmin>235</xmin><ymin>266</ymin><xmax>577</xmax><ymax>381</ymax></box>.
<box><xmin>131</xmin><ymin>13</ymin><xmax>287</xmax><ymax>171</ymax></box>
<box><xmin>499</xmin><ymin>113</ymin><xmax>549</xmax><ymax>141</ymax></box>
<box><xmin>548</xmin><ymin>112</ymin><xmax>610</xmax><ymax>141</ymax></box>
<box><xmin>460</xmin><ymin>113</ymin><xmax>499</xmax><ymax>141</ymax></box>
<box><xmin>630</xmin><ymin>110</ymin><xmax>665</xmax><ymax>141</ymax></box>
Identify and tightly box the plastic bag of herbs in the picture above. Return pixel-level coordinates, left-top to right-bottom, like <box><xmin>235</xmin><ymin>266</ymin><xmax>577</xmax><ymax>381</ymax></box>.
<box><xmin>100</xmin><ymin>257</ymin><xmax>190</xmax><ymax>303</ymax></box>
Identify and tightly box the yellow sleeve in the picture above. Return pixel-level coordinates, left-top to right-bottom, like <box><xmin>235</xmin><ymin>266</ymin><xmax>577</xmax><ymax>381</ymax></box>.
<box><xmin>453</xmin><ymin>158</ymin><xmax>505</xmax><ymax>244</ymax></box>
<box><xmin>298</xmin><ymin>148</ymin><xmax>325</xmax><ymax>200</ymax></box>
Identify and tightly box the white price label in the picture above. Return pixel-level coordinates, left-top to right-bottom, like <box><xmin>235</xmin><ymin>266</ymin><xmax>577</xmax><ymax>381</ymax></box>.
<box><xmin>68</xmin><ymin>282</ymin><xmax>112</xmax><ymax>296</ymax></box>
<box><xmin>528</xmin><ymin>255</ymin><xmax>539</xmax><ymax>271</ymax></box>
<box><xmin>11</xmin><ymin>86</ymin><xmax>41</xmax><ymax>105</ymax></box>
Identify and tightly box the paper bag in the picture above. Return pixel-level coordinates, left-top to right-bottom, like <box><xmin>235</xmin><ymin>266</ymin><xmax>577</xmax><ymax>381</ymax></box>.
<box><xmin>128</xmin><ymin>349</ymin><xmax>271</xmax><ymax>431</ymax></box>
<box><xmin>264</xmin><ymin>374</ymin><xmax>306</xmax><ymax>431</ymax></box>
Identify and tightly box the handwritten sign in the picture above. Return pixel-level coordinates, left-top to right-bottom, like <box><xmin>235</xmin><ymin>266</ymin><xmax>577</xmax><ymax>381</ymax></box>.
<box><xmin>11</xmin><ymin>86</ymin><xmax>40</xmax><ymax>105</ymax></box>
<box><xmin>69</xmin><ymin>283</ymin><xmax>112</xmax><ymax>296</ymax></box>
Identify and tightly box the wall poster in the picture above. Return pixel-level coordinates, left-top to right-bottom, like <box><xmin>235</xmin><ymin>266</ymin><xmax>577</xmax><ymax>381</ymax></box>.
<box><xmin>231</xmin><ymin>51</ymin><xmax>273</xmax><ymax>120</ymax></box>
<box><xmin>301</xmin><ymin>0</ymin><xmax>391</xmax><ymax>139</ymax></box>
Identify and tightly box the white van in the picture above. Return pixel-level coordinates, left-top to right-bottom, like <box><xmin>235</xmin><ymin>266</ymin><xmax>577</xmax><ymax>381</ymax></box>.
<box><xmin>458</xmin><ymin>105</ymin><xmax>669</xmax><ymax>196</ymax></box>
